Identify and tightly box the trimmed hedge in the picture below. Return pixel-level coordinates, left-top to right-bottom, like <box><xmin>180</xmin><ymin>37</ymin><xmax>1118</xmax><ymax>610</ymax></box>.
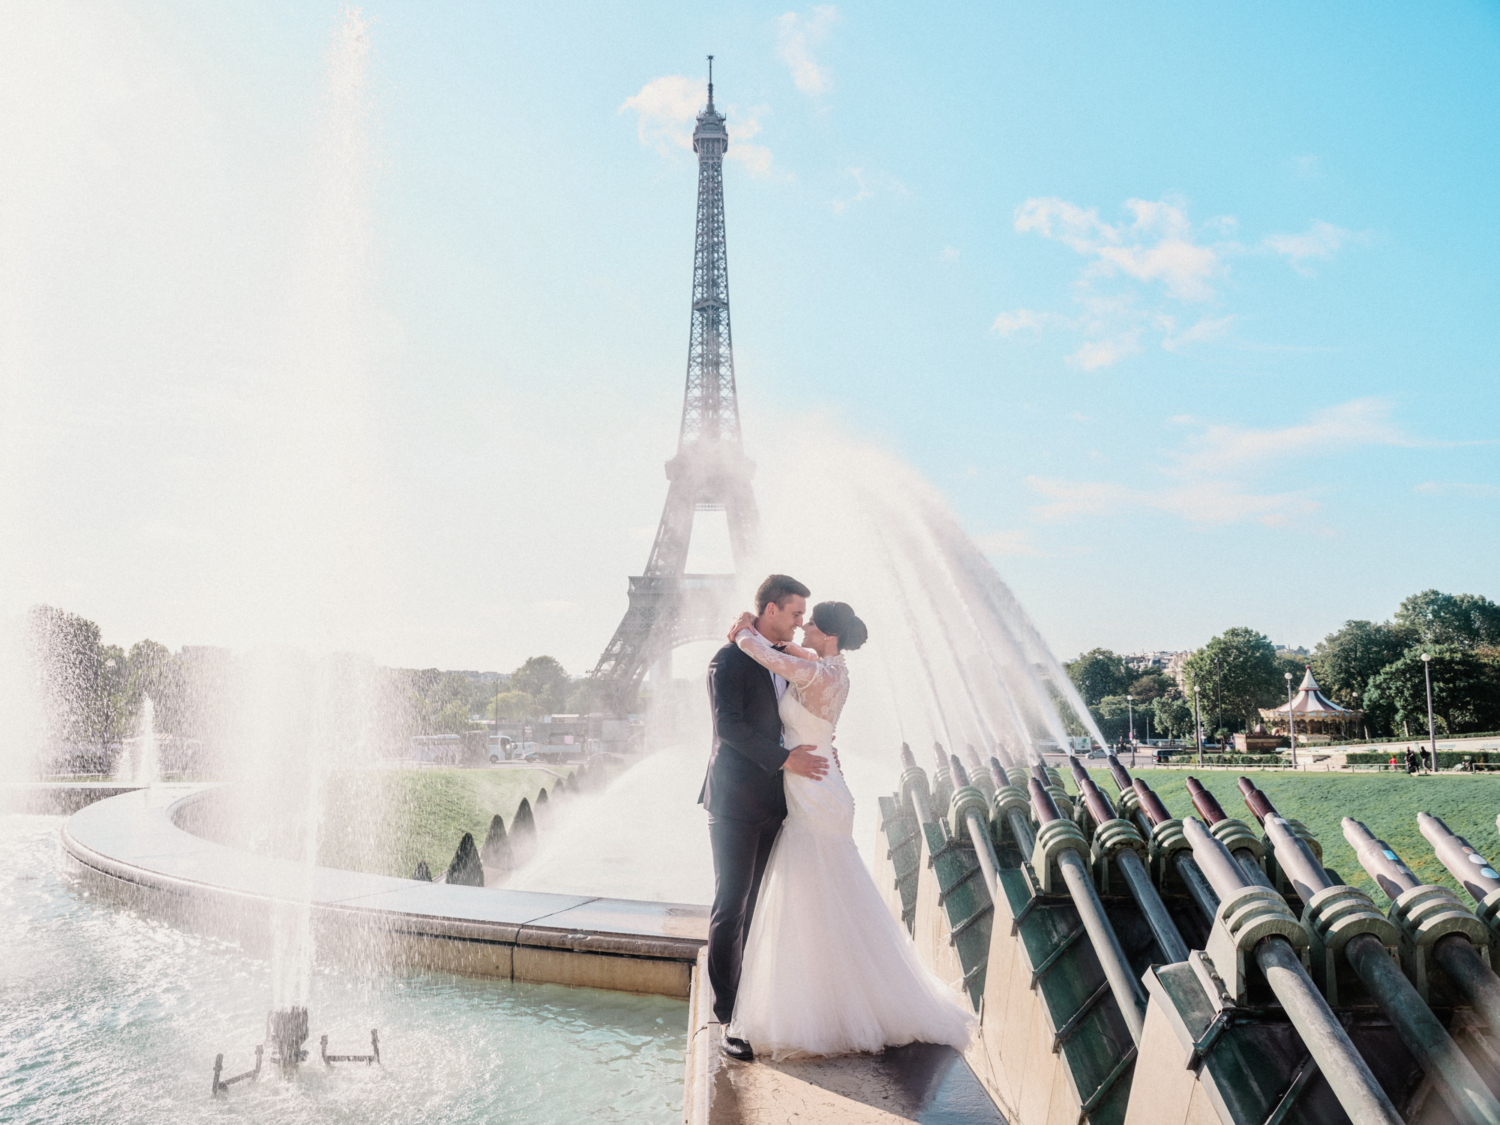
<box><xmin>1151</xmin><ymin>752</ymin><xmax>1290</xmax><ymax>767</ymax></box>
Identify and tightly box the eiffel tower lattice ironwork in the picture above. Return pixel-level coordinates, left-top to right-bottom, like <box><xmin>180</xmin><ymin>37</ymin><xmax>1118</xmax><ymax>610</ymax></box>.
<box><xmin>591</xmin><ymin>58</ymin><xmax>760</xmax><ymax>712</ymax></box>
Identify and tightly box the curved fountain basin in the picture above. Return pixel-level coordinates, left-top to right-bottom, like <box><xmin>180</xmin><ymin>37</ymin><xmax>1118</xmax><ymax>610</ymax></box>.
<box><xmin>62</xmin><ymin>784</ymin><xmax>707</xmax><ymax>998</ymax></box>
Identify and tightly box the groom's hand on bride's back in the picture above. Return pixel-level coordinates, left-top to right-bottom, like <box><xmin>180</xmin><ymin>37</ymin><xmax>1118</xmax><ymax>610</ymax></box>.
<box><xmin>784</xmin><ymin>745</ymin><xmax>828</xmax><ymax>780</ymax></box>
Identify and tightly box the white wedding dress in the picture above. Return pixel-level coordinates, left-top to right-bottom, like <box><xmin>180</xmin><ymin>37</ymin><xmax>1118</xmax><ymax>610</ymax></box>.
<box><xmin>726</xmin><ymin>630</ymin><xmax>974</xmax><ymax>1059</ymax></box>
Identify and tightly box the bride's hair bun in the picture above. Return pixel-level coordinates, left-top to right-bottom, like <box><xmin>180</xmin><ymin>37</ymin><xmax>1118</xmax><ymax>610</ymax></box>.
<box><xmin>812</xmin><ymin>601</ymin><xmax>868</xmax><ymax>652</ymax></box>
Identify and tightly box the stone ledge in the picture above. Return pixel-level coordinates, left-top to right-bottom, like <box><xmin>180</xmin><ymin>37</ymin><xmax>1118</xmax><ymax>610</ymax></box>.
<box><xmin>60</xmin><ymin>785</ymin><xmax>706</xmax><ymax>998</ymax></box>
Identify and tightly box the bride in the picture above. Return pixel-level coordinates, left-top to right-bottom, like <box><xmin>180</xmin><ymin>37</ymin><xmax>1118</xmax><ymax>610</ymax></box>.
<box><xmin>724</xmin><ymin>600</ymin><xmax>974</xmax><ymax>1060</ymax></box>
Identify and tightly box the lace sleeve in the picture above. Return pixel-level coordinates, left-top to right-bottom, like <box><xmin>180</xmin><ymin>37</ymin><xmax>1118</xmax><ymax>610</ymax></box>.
<box><xmin>734</xmin><ymin>629</ymin><xmax>819</xmax><ymax>689</ymax></box>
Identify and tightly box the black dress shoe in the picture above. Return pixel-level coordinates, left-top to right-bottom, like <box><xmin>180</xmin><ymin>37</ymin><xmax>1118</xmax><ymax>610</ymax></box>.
<box><xmin>720</xmin><ymin>1036</ymin><xmax>755</xmax><ymax>1062</ymax></box>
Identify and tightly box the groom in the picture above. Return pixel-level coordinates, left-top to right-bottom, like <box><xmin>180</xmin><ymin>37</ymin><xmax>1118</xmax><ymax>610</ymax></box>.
<box><xmin>700</xmin><ymin>573</ymin><xmax>828</xmax><ymax>1062</ymax></box>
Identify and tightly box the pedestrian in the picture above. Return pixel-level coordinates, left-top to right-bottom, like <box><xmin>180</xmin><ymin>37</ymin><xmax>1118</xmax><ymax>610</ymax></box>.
<box><xmin>1421</xmin><ymin>746</ymin><xmax>1432</xmax><ymax>772</ymax></box>
<box><xmin>1388</xmin><ymin>754</ymin><xmax>1397</xmax><ymax>771</ymax></box>
<box><xmin>1405</xmin><ymin>747</ymin><xmax>1418</xmax><ymax>775</ymax></box>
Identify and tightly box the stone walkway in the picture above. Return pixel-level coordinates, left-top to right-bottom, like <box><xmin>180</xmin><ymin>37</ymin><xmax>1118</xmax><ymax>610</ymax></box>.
<box><xmin>683</xmin><ymin>950</ymin><xmax>1008</xmax><ymax>1125</ymax></box>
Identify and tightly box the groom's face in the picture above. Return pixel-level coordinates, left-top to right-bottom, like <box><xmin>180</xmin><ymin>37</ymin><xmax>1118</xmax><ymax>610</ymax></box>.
<box><xmin>758</xmin><ymin>595</ymin><xmax>806</xmax><ymax>644</ymax></box>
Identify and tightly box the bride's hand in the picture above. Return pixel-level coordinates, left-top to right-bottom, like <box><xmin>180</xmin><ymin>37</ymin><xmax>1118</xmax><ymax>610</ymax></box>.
<box><xmin>726</xmin><ymin>611</ymin><xmax>757</xmax><ymax>642</ymax></box>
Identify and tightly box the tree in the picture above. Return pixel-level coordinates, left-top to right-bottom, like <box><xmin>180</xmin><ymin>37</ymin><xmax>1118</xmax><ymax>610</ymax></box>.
<box><xmin>1127</xmin><ymin>671</ymin><xmax>1173</xmax><ymax>705</ymax></box>
<box><xmin>1395</xmin><ymin>590</ymin><xmax>1500</xmax><ymax>650</ymax></box>
<box><xmin>1151</xmin><ymin>695</ymin><xmax>1195</xmax><ymax>739</ymax></box>
<box><xmin>1312</xmin><ymin>620</ymin><xmax>1412</xmax><ymax>709</ymax></box>
<box><xmin>1094</xmin><ymin>695</ymin><xmax>1134</xmax><ymax>742</ymax></box>
<box><xmin>489</xmin><ymin>691</ymin><xmax>534</xmax><ymax>721</ymax></box>
<box><xmin>1066</xmin><ymin>649</ymin><xmax>1131</xmax><ymax>708</ymax></box>
<box><xmin>1363</xmin><ymin>647</ymin><xmax>1500</xmax><ymax>737</ymax></box>
<box><xmin>1182</xmin><ymin>628</ymin><xmax>1282</xmax><ymax>730</ymax></box>
<box><xmin>511</xmin><ymin>656</ymin><xmax>572</xmax><ymax>714</ymax></box>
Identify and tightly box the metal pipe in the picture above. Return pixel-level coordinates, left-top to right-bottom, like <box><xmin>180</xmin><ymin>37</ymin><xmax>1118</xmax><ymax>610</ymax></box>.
<box><xmin>1254</xmin><ymin>937</ymin><xmax>1403</xmax><ymax>1125</ymax></box>
<box><xmin>1068</xmin><ymin>760</ymin><xmax>1190</xmax><ymax>963</ymax></box>
<box><xmin>1187</xmin><ymin>776</ymin><xmax>1275</xmax><ymax>890</ymax></box>
<box><xmin>1347</xmin><ymin>817</ymin><xmax>1500</xmax><ymax>1033</ymax></box>
<box><xmin>1181</xmin><ymin>816</ymin><xmax>1253</xmax><ymax>897</ymax></box>
<box><xmin>1133</xmin><ymin>777</ymin><xmax>1221</xmax><ymax>922</ymax></box>
<box><xmin>1180</xmin><ymin>819</ymin><xmax>1404</xmax><ymax>1121</ymax></box>
<box><xmin>1105</xmin><ymin>751</ymin><xmax>1154</xmax><ymax>837</ymax></box>
<box><xmin>1420</xmin><ymin>813</ymin><xmax>1500</xmax><ymax>905</ymax></box>
<box><xmin>988</xmin><ymin>754</ymin><xmax>1036</xmax><ymax>853</ymax></box>
<box><xmin>1030</xmin><ymin>780</ymin><xmax>1147</xmax><ymax>1044</ymax></box>
<box><xmin>950</xmin><ymin>755</ymin><xmax>1001</xmax><ymax>901</ymax></box>
<box><xmin>1264</xmin><ymin>816</ymin><xmax>1500</xmax><ymax>1125</ymax></box>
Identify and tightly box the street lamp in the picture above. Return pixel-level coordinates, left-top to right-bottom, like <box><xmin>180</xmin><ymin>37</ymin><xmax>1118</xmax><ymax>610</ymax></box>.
<box><xmin>1284</xmin><ymin>670</ymin><xmax>1298</xmax><ymax>770</ymax></box>
<box><xmin>1193</xmin><ymin>686</ymin><xmax>1204</xmax><ymax>767</ymax></box>
<box><xmin>1127</xmin><ymin>694</ymin><xmax>1134</xmax><ymax>746</ymax></box>
<box><xmin>1422</xmin><ymin>653</ymin><xmax>1437</xmax><ymax>769</ymax></box>
<box><xmin>1213</xmin><ymin>654</ymin><xmax>1223</xmax><ymax>739</ymax></box>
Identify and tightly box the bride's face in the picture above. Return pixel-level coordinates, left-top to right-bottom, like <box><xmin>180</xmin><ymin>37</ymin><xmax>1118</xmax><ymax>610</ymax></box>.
<box><xmin>801</xmin><ymin>621</ymin><xmax>836</xmax><ymax>657</ymax></box>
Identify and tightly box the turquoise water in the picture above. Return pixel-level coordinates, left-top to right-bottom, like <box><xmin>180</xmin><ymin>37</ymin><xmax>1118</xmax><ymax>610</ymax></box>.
<box><xmin>0</xmin><ymin>815</ymin><xmax>686</xmax><ymax>1124</ymax></box>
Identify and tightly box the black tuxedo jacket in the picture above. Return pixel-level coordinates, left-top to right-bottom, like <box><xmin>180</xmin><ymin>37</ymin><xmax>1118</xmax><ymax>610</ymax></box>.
<box><xmin>699</xmin><ymin>641</ymin><xmax>789</xmax><ymax>823</ymax></box>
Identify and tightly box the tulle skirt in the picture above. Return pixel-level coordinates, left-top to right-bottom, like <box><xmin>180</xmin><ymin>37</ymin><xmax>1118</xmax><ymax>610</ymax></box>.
<box><xmin>727</xmin><ymin>812</ymin><xmax>975</xmax><ymax>1059</ymax></box>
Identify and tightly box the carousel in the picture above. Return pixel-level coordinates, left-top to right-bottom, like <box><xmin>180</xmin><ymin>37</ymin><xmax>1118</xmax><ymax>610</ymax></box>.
<box><xmin>1259</xmin><ymin>665</ymin><xmax>1363</xmax><ymax>744</ymax></box>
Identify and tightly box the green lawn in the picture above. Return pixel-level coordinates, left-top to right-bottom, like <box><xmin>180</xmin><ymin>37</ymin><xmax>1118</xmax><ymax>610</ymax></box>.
<box><xmin>1082</xmin><ymin>768</ymin><xmax>1500</xmax><ymax>908</ymax></box>
<box><xmin>315</xmin><ymin>767</ymin><xmax>577</xmax><ymax>879</ymax></box>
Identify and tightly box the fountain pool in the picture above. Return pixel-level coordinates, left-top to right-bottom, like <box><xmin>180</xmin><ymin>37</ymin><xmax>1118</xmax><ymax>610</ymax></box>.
<box><xmin>0</xmin><ymin>814</ymin><xmax>687</xmax><ymax>1124</ymax></box>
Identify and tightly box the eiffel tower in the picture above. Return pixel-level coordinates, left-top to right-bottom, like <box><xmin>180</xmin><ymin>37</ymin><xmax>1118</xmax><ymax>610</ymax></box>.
<box><xmin>591</xmin><ymin>58</ymin><xmax>760</xmax><ymax>713</ymax></box>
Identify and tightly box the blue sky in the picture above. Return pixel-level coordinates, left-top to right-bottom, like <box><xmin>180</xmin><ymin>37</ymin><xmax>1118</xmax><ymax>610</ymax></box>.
<box><xmin>1</xmin><ymin>1</ymin><xmax>1496</xmax><ymax>671</ymax></box>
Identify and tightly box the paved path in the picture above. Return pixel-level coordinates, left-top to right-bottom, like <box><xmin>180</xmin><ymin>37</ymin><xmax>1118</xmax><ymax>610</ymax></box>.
<box><xmin>683</xmin><ymin>950</ymin><xmax>1008</xmax><ymax>1125</ymax></box>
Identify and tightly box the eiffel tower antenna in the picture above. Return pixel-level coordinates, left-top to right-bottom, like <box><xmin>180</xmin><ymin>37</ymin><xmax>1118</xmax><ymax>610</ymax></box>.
<box><xmin>591</xmin><ymin>60</ymin><xmax>760</xmax><ymax>713</ymax></box>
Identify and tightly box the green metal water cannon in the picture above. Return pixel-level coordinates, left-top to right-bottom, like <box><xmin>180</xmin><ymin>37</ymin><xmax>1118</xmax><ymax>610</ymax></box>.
<box><xmin>1067</xmin><ymin>758</ymin><xmax>1189</xmax><ymax>964</ymax></box>
<box><xmin>1236</xmin><ymin>777</ymin><xmax>1323</xmax><ymax>901</ymax></box>
<box><xmin>1028</xmin><ymin>777</ymin><xmax>1147</xmax><ymax>1044</ymax></box>
<box><xmin>1343</xmin><ymin>817</ymin><xmax>1499</xmax><ymax>1016</ymax></box>
<box><xmin>1420</xmin><ymin>812</ymin><xmax>1500</xmax><ymax>972</ymax></box>
<box><xmin>1185</xmin><ymin>776</ymin><xmax>1273</xmax><ymax>891</ymax></box>
<box><xmin>1179</xmin><ymin>817</ymin><xmax>1402</xmax><ymax>1125</ymax></box>
<box><xmin>985</xmin><ymin>748</ymin><xmax>1034</xmax><ymax>853</ymax></box>
<box><xmin>1262</xmin><ymin>811</ymin><xmax>1500</xmax><ymax>1125</ymax></box>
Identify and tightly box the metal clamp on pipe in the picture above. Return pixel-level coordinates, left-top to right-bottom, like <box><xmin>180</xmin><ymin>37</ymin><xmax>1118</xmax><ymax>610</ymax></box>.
<box><xmin>1421</xmin><ymin>812</ymin><xmax>1500</xmax><ymax>972</ymax></box>
<box><xmin>1391</xmin><ymin>885</ymin><xmax>1492</xmax><ymax>1000</ymax></box>
<box><xmin>1090</xmin><ymin>819</ymin><xmax>1149</xmax><ymax>895</ymax></box>
<box><xmin>947</xmin><ymin>755</ymin><xmax>1002</xmax><ymax>902</ymax></box>
<box><xmin>963</xmin><ymin>744</ymin><xmax>996</xmax><ymax>799</ymax></box>
<box><xmin>898</xmin><ymin>743</ymin><xmax>935</xmax><ymax>827</ymax></box>
<box><xmin>1032</xmin><ymin>812</ymin><xmax>1092</xmax><ymax>895</ymax></box>
<box><xmin>990</xmin><ymin>781</ymin><xmax>1033</xmax><ymax>849</ymax></box>
<box><xmin>931</xmin><ymin>743</ymin><xmax>954</xmax><ymax>812</ymax></box>
<box><xmin>1204</xmin><ymin>883</ymin><xmax>1311</xmax><ymax>1005</ymax></box>
<box><xmin>1298</xmin><ymin>883</ymin><xmax>1401</xmax><ymax>1006</ymax></box>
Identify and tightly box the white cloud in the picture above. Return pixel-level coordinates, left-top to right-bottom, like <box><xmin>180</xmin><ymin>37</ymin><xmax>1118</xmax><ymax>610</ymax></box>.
<box><xmin>1264</xmin><ymin>220</ymin><xmax>1358</xmax><ymax>274</ymax></box>
<box><xmin>619</xmin><ymin>75</ymin><xmax>700</xmax><ymax>153</ymax></box>
<box><xmin>940</xmin><ymin>245</ymin><xmax>961</xmax><ymax>261</ymax></box>
<box><xmin>1174</xmin><ymin>397</ymin><xmax>1413</xmax><ymax>474</ymax></box>
<box><xmin>999</xmin><ymin>195</ymin><xmax>1362</xmax><ymax>369</ymax></box>
<box><xmin>1160</xmin><ymin>314</ymin><xmax>1234</xmax><ymax>352</ymax></box>
<box><xmin>991</xmin><ymin>308</ymin><xmax>1052</xmax><ymax>335</ymax></box>
<box><xmin>1069</xmin><ymin>332</ymin><xmax>1140</xmax><ymax>370</ymax></box>
<box><xmin>1015</xmin><ymin>195</ymin><xmax>1223</xmax><ymax>301</ymax></box>
<box><xmin>1025</xmin><ymin>476</ymin><xmax>1316</xmax><ymax>526</ymax></box>
<box><xmin>1414</xmin><ymin>481</ymin><xmax>1500</xmax><ymax>498</ymax></box>
<box><xmin>830</xmin><ymin>166</ymin><xmax>905</xmax><ymax>213</ymax></box>
<box><xmin>777</xmin><ymin>6</ymin><xmax>838</xmax><ymax>95</ymax></box>
<box><xmin>619</xmin><ymin>78</ymin><xmax>777</xmax><ymax>177</ymax></box>
<box><xmin>1024</xmin><ymin>397</ymin><xmax>1421</xmax><ymax>530</ymax></box>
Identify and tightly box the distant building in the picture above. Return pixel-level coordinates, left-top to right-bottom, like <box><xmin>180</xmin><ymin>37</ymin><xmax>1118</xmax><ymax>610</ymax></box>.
<box><xmin>1125</xmin><ymin>650</ymin><xmax>1193</xmax><ymax>690</ymax></box>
